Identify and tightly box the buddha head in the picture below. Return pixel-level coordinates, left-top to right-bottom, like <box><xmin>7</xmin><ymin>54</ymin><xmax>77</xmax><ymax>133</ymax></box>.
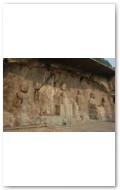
<box><xmin>77</xmin><ymin>89</ymin><xmax>82</xmax><ymax>95</ymax></box>
<box><xmin>90</xmin><ymin>92</ymin><xmax>95</xmax><ymax>99</ymax></box>
<box><xmin>61</xmin><ymin>83</ymin><xmax>67</xmax><ymax>90</ymax></box>
<box><xmin>20</xmin><ymin>83</ymin><xmax>29</xmax><ymax>93</ymax></box>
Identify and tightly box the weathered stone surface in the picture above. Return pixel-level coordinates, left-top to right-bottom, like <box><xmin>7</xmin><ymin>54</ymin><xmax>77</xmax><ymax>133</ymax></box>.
<box><xmin>3</xmin><ymin>59</ymin><xmax>115</xmax><ymax>128</ymax></box>
<box><xmin>4</xmin><ymin>111</ymin><xmax>15</xmax><ymax>127</ymax></box>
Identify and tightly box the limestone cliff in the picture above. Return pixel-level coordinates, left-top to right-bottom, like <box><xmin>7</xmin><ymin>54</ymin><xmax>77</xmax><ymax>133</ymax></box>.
<box><xmin>3</xmin><ymin>58</ymin><xmax>115</xmax><ymax>128</ymax></box>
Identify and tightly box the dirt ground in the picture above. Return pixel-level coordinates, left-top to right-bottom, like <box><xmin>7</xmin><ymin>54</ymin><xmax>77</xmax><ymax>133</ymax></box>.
<box><xmin>3</xmin><ymin>121</ymin><xmax>115</xmax><ymax>132</ymax></box>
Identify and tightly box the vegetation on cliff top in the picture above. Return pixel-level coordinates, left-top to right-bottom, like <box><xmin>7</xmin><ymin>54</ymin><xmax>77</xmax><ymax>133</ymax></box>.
<box><xmin>94</xmin><ymin>58</ymin><xmax>112</xmax><ymax>68</ymax></box>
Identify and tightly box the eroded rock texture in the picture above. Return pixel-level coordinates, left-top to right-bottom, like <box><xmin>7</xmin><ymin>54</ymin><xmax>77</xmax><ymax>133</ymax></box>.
<box><xmin>3</xmin><ymin>59</ymin><xmax>115</xmax><ymax>128</ymax></box>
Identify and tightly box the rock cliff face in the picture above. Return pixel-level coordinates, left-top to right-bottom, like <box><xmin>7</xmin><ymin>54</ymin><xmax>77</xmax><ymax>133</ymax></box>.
<box><xmin>3</xmin><ymin>59</ymin><xmax>115</xmax><ymax>128</ymax></box>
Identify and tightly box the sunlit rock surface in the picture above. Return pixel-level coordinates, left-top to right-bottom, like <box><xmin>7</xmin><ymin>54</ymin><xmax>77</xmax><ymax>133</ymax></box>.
<box><xmin>3</xmin><ymin>58</ymin><xmax>115</xmax><ymax>128</ymax></box>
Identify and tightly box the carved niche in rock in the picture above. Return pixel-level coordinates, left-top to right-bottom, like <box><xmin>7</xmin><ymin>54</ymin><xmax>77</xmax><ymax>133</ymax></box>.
<box><xmin>76</xmin><ymin>89</ymin><xmax>85</xmax><ymax>112</ymax></box>
<box><xmin>88</xmin><ymin>92</ymin><xmax>98</xmax><ymax>119</ymax></box>
<box><xmin>55</xmin><ymin>83</ymin><xmax>73</xmax><ymax>116</ymax></box>
<box><xmin>15</xmin><ymin>83</ymin><xmax>30</xmax><ymax>108</ymax></box>
<box><xmin>13</xmin><ymin>81</ymin><xmax>40</xmax><ymax>126</ymax></box>
<box><xmin>34</xmin><ymin>82</ymin><xmax>41</xmax><ymax>103</ymax></box>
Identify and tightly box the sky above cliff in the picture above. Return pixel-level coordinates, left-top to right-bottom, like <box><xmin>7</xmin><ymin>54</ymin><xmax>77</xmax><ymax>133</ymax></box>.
<box><xmin>105</xmin><ymin>58</ymin><xmax>115</xmax><ymax>67</ymax></box>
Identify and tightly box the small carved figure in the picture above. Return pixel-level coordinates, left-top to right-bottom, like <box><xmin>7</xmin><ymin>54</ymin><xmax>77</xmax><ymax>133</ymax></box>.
<box><xmin>97</xmin><ymin>97</ymin><xmax>107</xmax><ymax>120</ymax></box>
<box><xmin>100</xmin><ymin>97</ymin><xmax>108</xmax><ymax>120</ymax></box>
<box><xmin>101</xmin><ymin>97</ymin><xmax>106</xmax><ymax>107</ymax></box>
<box><xmin>34</xmin><ymin>82</ymin><xmax>41</xmax><ymax>103</ymax></box>
<box><xmin>88</xmin><ymin>92</ymin><xmax>97</xmax><ymax>109</ymax></box>
<box><xmin>15</xmin><ymin>83</ymin><xmax>31</xmax><ymax>107</ymax></box>
<box><xmin>88</xmin><ymin>92</ymin><xmax>98</xmax><ymax>119</ymax></box>
<box><xmin>76</xmin><ymin>89</ymin><xmax>84</xmax><ymax>111</ymax></box>
<box><xmin>97</xmin><ymin>105</ymin><xmax>106</xmax><ymax>120</ymax></box>
<box><xmin>55</xmin><ymin>83</ymin><xmax>72</xmax><ymax>116</ymax></box>
<box><xmin>14</xmin><ymin>93</ymin><xmax>22</xmax><ymax>108</ymax></box>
